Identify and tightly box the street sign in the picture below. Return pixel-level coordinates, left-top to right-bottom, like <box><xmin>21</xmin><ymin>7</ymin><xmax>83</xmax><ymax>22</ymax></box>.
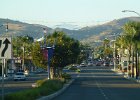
<box><xmin>0</xmin><ymin>37</ymin><xmax>12</xmax><ymax>59</ymax></box>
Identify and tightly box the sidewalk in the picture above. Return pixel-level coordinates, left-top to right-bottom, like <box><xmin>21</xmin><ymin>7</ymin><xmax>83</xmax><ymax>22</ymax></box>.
<box><xmin>111</xmin><ymin>69</ymin><xmax>140</xmax><ymax>83</ymax></box>
<box><xmin>0</xmin><ymin>74</ymin><xmax>14</xmax><ymax>80</ymax></box>
<box><xmin>0</xmin><ymin>76</ymin><xmax>8</xmax><ymax>80</ymax></box>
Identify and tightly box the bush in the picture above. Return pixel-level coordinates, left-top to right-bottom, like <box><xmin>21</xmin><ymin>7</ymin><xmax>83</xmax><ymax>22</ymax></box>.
<box><xmin>62</xmin><ymin>73</ymin><xmax>71</xmax><ymax>79</ymax></box>
<box><xmin>4</xmin><ymin>79</ymin><xmax>64</xmax><ymax>100</ymax></box>
<box><xmin>4</xmin><ymin>89</ymin><xmax>40</xmax><ymax>100</ymax></box>
<box><xmin>68</xmin><ymin>65</ymin><xmax>78</xmax><ymax>71</ymax></box>
<box><xmin>76</xmin><ymin>68</ymin><xmax>81</xmax><ymax>73</ymax></box>
<box><xmin>36</xmin><ymin>78</ymin><xmax>47</xmax><ymax>87</ymax></box>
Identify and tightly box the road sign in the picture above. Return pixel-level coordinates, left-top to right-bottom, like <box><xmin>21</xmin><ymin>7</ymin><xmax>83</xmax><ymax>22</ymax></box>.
<box><xmin>0</xmin><ymin>37</ymin><xmax>12</xmax><ymax>59</ymax></box>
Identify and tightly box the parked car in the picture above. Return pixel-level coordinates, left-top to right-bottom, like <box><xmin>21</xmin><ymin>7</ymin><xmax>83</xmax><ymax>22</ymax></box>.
<box><xmin>14</xmin><ymin>72</ymin><xmax>26</xmax><ymax>81</ymax></box>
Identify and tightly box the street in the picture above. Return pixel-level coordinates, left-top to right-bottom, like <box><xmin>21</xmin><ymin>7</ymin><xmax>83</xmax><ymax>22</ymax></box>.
<box><xmin>52</xmin><ymin>65</ymin><xmax>140</xmax><ymax>100</ymax></box>
<box><xmin>0</xmin><ymin>72</ymin><xmax>48</xmax><ymax>95</ymax></box>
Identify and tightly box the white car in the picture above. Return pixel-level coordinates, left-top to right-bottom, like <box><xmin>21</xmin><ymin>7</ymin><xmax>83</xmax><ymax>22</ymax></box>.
<box><xmin>14</xmin><ymin>72</ymin><xmax>26</xmax><ymax>81</ymax></box>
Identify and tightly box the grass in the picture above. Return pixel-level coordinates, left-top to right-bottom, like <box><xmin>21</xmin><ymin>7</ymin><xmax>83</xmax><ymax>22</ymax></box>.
<box><xmin>3</xmin><ymin>79</ymin><xmax>64</xmax><ymax>100</ymax></box>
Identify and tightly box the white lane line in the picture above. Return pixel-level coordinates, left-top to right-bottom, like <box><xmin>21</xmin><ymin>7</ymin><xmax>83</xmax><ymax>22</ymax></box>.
<box><xmin>95</xmin><ymin>81</ymin><xmax>110</xmax><ymax>100</ymax></box>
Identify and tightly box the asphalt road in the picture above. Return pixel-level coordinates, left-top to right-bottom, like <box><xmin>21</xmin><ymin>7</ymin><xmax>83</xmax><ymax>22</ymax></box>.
<box><xmin>0</xmin><ymin>72</ymin><xmax>48</xmax><ymax>95</ymax></box>
<box><xmin>52</xmin><ymin>65</ymin><xmax>140</xmax><ymax>100</ymax></box>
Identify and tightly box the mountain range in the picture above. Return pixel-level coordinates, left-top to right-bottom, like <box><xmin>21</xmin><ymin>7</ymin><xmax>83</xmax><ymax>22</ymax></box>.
<box><xmin>0</xmin><ymin>17</ymin><xmax>140</xmax><ymax>46</ymax></box>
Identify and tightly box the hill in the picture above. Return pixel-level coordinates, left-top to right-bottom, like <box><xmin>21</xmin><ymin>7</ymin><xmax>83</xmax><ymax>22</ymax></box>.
<box><xmin>61</xmin><ymin>17</ymin><xmax>140</xmax><ymax>45</ymax></box>
<box><xmin>0</xmin><ymin>17</ymin><xmax>140</xmax><ymax>45</ymax></box>
<box><xmin>0</xmin><ymin>18</ymin><xmax>51</xmax><ymax>39</ymax></box>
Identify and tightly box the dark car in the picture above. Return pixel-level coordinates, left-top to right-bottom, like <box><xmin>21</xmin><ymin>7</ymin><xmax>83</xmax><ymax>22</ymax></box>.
<box><xmin>103</xmin><ymin>62</ymin><xmax>110</xmax><ymax>66</ymax></box>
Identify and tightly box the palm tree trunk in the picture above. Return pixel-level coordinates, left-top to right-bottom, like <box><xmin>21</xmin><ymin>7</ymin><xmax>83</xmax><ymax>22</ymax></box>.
<box><xmin>132</xmin><ymin>48</ymin><xmax>134</xmax><ymax>78</ymax></box>
<box><xmin>135</xmin><ymin>43</ymin><xmax>139</xmax><ymax>79</ymax></box>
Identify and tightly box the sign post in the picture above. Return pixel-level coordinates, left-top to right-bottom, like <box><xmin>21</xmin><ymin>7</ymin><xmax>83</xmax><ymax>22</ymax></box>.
<box><xmin>0</xmin><ymin>37</ymin><xmax>12</xmax><ymax>100</ymax></box>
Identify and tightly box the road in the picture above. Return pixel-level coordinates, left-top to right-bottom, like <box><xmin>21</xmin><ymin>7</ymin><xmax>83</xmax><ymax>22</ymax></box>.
<box><xmin>0</xmin><ymin>72</ymin><xmax>48</xmax><ymax>95</ymax></box>
<box><xmin>52</xmin><ymin>65</ymin><xmax>140</xmax><ymax>100</ymax></box>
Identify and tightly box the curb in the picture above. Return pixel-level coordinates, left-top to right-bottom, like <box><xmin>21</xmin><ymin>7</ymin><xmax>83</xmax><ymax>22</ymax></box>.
<box><xmin>124</xmin><ymin>75</ymin><xmax>140</xmax><ymax>83</ymax></box>
<box><xmin>37</xmin><ymin>79</ymin><xmax>75</xmax><ymax>100</ymax></box>
<box><xmin>111</xmin><ymin>69</ymin><xmax>140</xmax><ymax>83</ymax></box>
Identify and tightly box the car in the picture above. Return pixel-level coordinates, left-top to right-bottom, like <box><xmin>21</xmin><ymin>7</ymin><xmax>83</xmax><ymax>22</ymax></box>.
<box><xmin>110</xmin><ymin>62</ymin><xmax>114</xmax><ymax>66</ymax></box>
<box><xmin>96</xmin><ymin>62</ymin><xmax>102</xmax><ymax>66</ymax></box>
<box><xmin>88</xmin><ymin>62</ymin><xmax>93</xmax><ymax>66</ymax></box>
<box><xmin>14</xmin><ymin>72</ymin><xmax>26</xmax><ymax>81</ymax></box>
<box><xmin>24</xmin><ymin>70</ymin><xmax>29</xmax><ymax>76</ymax></box>
<box><xmin>8</xmin><ymin>69</ymin><xmax>15</xmax><ymax>74</ymax></box>
<box><xmin>80</xmin><ymin>63</ymin><xmax>87</xmax><ymax>67</ymax></box>
<box><xmin>103</xmin><ymin>62</ymin><xmax>110</xmax><ymax>66</ymax></box>
<box><xmin>8</xmin><ymin>69</ymin><xmax>15</xmax><ymax>76</ymax></box>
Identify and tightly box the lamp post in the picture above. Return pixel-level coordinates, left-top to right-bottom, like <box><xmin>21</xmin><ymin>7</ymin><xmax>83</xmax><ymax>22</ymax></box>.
<box><xmin>22</xmin><ymin>46</ymin><xmax>25</xmax><ymax>70</ymax></box>
<box><xmin>108</xmin><ymin>33</ymin><xmax>119</xmax><ymax>71</ymax></box>
<box><xmin>122</xmin><ymin>10</ymin><xmax>140</xmax><ymax>16</ymax></box>
<box><xmin>41</xmin><ymin>28</ymin><xmax>55</xmax><ymax>79</ymax></box>
<box><xmin>122</xmin><ymin>10</ymin><xmax>140</xmax><ymax>79</ymax></box>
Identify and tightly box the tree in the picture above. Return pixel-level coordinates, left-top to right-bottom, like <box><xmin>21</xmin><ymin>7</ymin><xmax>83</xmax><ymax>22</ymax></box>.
<box><xmin>32</xmin><ymin>42</ymin><xmax>47</xmax><ymax>69</ymax></box>
<box><xmin>121</xmin><ymin>21</ymin><xmax>140</xmax><ymax>78</ymax></box>
<box><xmin>32</xmin><ymin>31</ymin><xmax>81</xmax><ymax>79</ymax></box>
<box><xmin>12</xmin><ymin>35</ymin><xmax>34</xmax><ymax>70</ymax></box>
<box><xmin>76</xmin><ymin>44</ymin><xmax>90</xmax><ymax>64</ymax></box>
<box><xmin>49</xmin><ymin>31</ymin><xmax>80</xmax><ymax>78</ymax></box>
<box><xmin>103</xmin><ymin>38</ymin><xmax>113</xmax><ymax>60</ymax></box>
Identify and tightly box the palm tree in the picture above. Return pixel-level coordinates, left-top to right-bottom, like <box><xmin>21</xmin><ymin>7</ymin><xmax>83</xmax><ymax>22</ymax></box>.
<box><xmin>122</xmin><ymin>21</ymin><xmax>140</xmax><ymax>78</ymax></box>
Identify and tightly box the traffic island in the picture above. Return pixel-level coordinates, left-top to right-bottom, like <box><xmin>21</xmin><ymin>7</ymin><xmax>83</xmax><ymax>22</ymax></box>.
<box><xmin>37</xmin><ymin>79</ymin><xmax>75</xmax><ymax>100</ymax></box>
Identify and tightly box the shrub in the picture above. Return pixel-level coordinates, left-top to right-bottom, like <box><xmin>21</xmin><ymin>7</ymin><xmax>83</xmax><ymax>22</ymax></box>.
<box><xmin>76</xmin><ymin>68</ymin><xmax>81</xmax><ymax>73</ymax></box>
<box><xmin>62</xmin><ymin>73</ymin><xmax>71</xmax><ymax>79</ymax></box>
<box><xmin>4</xmin><ymin>79</ymin><xmax>64</xmax><ymax>100</ymax></box>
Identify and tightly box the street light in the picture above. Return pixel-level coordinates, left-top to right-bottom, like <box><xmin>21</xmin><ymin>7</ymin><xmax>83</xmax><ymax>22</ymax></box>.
<box><xmin>122</xmin><ymin>10</ymin><xmax>140</xmax><ymax>16</ymax></box>
<box><xmin>41</xmin><ymin>28</ymin><xmax>55</xmax><ymax>79</ymax></box>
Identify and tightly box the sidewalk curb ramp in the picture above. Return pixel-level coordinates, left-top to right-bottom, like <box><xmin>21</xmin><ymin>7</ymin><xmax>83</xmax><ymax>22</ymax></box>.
<box><xmin>37</xmin><ymin>79</ymin><xmax>75</xmax><ymax>100</ymax></box>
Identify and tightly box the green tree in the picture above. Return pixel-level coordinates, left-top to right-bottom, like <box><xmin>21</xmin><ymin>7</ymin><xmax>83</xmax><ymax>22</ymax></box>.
<box><xmin>49</xmin><ymin>31</ymin><xmax>80</xmax><ymax>78</ymax></box>
<box><xmin>32</xmin><ymin>31</ymin><xmax>81</xmax><ymax>79</ymax></box>
<box><xmin>121</xmin><ymin>21</ymin><xmax>140</xmax><ymax>78</ymax></box>
<box><xmin>103</xmin><ymin>38</ymin><xmax>112</xmax><ymax>60</ymax></box>
<box><xmin>12</xmin><ymin>35</ymin><xmax>34</xmax><ymax>70</ymax></box>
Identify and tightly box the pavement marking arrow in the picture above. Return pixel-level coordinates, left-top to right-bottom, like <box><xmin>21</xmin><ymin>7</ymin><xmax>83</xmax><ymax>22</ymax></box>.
<box><xmin>1</xmin><ymin>38</ymin><xmax>11</xmax><ymax>57</ymax></box>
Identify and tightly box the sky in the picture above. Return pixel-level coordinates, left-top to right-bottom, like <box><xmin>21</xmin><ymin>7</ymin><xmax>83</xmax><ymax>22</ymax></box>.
<box><xmin>0</xmin><ymin>0</ymin><xmax>140</xmax><ymax>29</ymax></box>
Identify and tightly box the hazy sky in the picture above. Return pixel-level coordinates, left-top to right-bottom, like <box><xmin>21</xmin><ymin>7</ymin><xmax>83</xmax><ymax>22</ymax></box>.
<box><xmin>1</xmin><ymin>0</ymin><xmax>140</xmax><ymax>28</ymax></box>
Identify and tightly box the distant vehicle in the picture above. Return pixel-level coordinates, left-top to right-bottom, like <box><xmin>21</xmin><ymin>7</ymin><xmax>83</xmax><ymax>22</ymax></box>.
<box><xmin>96</xmin><ymin>62</ymin><xmax>102</xmax><ymax>66</ymax></box>
<box><xmin>80</xmin><ymin>63</ymin><xmax>87</xmax><ymax>67</ymax></box>
<box><xmin>36</xmin><ymin>68</ymin><xmax>45</xmax><ymax>73</ymax></box>
<box><xmin>24</xmin><ymin>70</ymin><xmax>29</xmax><ymax>76</ymax></box>
<box><xmin>88</xmin><ymin>62</ymin><xmax>93</xmax><ymax>66</ymax></box>
<box><xmin>17</xmin><ymin>69</ymin><xmax>29</xmax><ymax>76</ymax></box>
<box><xmin>122</xmin><ymin>61</ymin><xmax>128</xmax><ymax>72</ymax></box>
<box><xmin>14</xmin><ymin>72</ymin><xmax>26</xmax><ymax>81</ymax></box>
<box><xmin>103</xmin><ymin>62</ymin><xmax>110</xmax><ymax>66</ymax></box>
<box><xmin>109</xmin><ymin>62</ymin><xmax>114</xmax><ymax>66</ymax></box>
<box><xmin>8</xmin><ymin>69</ymin><xmax>15</xmax><ymax>74</ymax></box>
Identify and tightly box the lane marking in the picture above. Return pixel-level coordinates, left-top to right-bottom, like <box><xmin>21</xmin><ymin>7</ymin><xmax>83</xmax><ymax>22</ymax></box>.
<box><xmin>95</xmin><ymin>80</ymin><xmax>110</xmax><ymax>100</ymax></box>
